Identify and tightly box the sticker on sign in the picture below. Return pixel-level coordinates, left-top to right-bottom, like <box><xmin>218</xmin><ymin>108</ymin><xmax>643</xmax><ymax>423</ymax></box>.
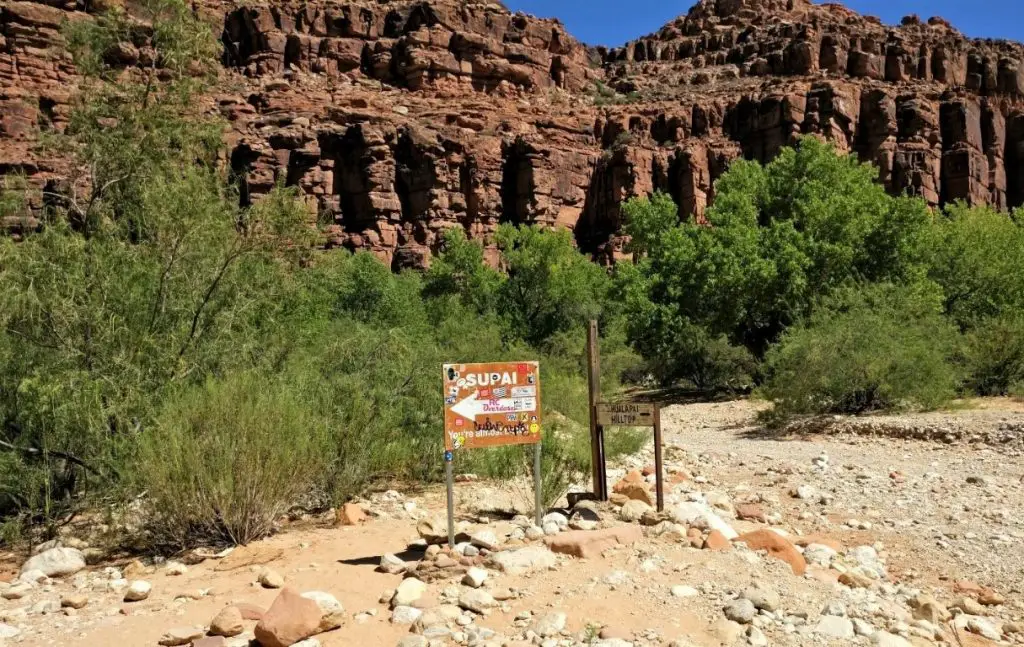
<box><xmin>443</xmin><ymin>361</ymin><xmax>541</xmax><ymax>451</ymax></box>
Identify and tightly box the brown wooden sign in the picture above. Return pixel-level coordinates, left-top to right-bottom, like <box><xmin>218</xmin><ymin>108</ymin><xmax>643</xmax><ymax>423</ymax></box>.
<box><xmin>443</xmin><ymin>362</ymin><xmax>541</xmax><ymax>451</ymax></box>
<box><xmin>596</xmin><ymin>402</ymin><xmax>656</xmax><ymax>427</ymax></box>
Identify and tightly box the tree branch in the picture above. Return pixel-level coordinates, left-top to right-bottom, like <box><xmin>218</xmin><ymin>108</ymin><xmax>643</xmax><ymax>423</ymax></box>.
<box><xmin>0</xmin><ymin>439</ymin><xmax>101</xmax><ymax>476</ymax></box>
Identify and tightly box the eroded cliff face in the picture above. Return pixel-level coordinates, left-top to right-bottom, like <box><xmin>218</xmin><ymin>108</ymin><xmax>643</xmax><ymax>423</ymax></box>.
<box><xmin>3</xmin><ymin>0</ymin><xmax>1024</xmax><ymax>265</ymax></box>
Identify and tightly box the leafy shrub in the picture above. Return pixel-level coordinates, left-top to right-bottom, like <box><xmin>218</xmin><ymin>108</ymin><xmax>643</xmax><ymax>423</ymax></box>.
<box><xmin>962</xmin><ymin>314</ymin><xmax>1024</xmax><ymax>396</ymax></box>
<box><xmin>759</xmin><ymin>284</ymin><xmax>960</xmax><ymax>420</ymax></box>
<box><xmin>133</xmin><ymin>372</ymin><xmax>331</xmax><ymax>548</ymax></box>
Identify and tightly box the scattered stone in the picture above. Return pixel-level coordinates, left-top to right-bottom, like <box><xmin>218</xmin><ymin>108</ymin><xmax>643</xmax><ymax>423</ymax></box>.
<box><xmin>379</xmin><ymin>554</ymin><xmax>408</xmax><ymax>575</ymax></box>
<box><xmin>192</xmin><ymin>638</ymin><xmax>226</xmax><ymax>647</ymax></box>
<box><xmin>743</xmin><ymin>584</ymin><xmax>780</xmax><ymax>612</ymax></box>
<box><xmin>164</xmin><ymin>561</ymin><xmax>188</xmax><ymax>576</ymax></box>
<box><xmin>259</xmin><ymin>569</ymin><xmax>285</xmax><ymax>589</ymax></box>
<box><xmin>391</xmin><ymin>605</ymin><xmax>423</xmax><ymax>625</ymax></box>
<box><xmin>157</xmin><ymin>626</ymin><xmax>204</xmax><ymax>646</ymax></box>
<box><xmin>20</xmin><ymin>547</ymin><xmax>86</xmax><ymax>578</ymax></box>
<box><xmin>952</xmin><ymin>597</ymin><xmax>986</xmax><ymax>616</ymax></box>
<box><xmin>618</xmin><ymin>499</ymin><xmax>652</xmax><ymax>522</ymax></box>
<box><xmin>670</xmin><ymin>502</ymin><xmax>737</xmax><ymax>539</ymax></box>
<box><xmin>703</xmin><ymin>530</ymin><xmax>731</xmax><ymax>551</ymax></box>
<box><xmin>123</xmin><ymin>580</ymin><xmax>151</xmax><ymax>602</ymax></box>
<box><xmin>462</xmin><ymin>567</ymin><xmax>488</xmax><ymax>588</ymax></box>
<box><xmin>965</xmin><ymin>616</ymin><xmax>1001</xmax><ymax>640</ymax></box>
<box><xmin>803</xmin><ymin>543</ymin><xmax>838</xmax><ymax>567</ymax></box>
<box><xmin>210</xmin><ymin>606</ymin><xmax>245</xmax><ymax>637</ymax></box>
<box><xmin>458</xmin><ymin>588</ymin><xmax>496</xmax><ymax>613</ymax></box>
<box><xmin>337</xmin><ymin>502</ymin><xmax>366</xmax><ymax>525</ymax></box>
<box><xmin>397</xmin><ymin>637</ymin><xmax>428</xmax><ymax>647</ymax></box>
<box><xmin>392</xmin><ymin>578</ymin><xmax>427</xmax><ymax>608</ymax></box>
<box><xmin>735</xmin><ymin>503</ymin><xmax>766</xmax><ymax>523</ymax></box>
<box><xmin>671</xmin><ymin>585</ymin><xmax>699</xmax><ymax>598</ymax></box>
<box><xmin>979</xmin><ymin>590</ymin><xmax>1005</xmax><ymax>606</ymax></box>
<box><xmin>815</xmin><ymin>616</ymin><xmax>854</xmax><ymax>639</ymax></box>
<box><xmin>531</xmin><ymin>611</ymin><xmax>567</xmax><ymax>637</ymax></box>
<box><xmin>792</xmin><ymin>484</ymin><xmax>817</xmax><ymax>500</ymax></box>
<box><xmin>470</xmin><ymin>530</ymin><xmax>499</xmax><ymax>551</ymax></box>
<box><xmin>911</xmin><ymin>595</ymin><xmax>950</xmax><ymax>625</ymax></box>
<box><xmin>723</xmin><ymin>598</ymin><xmax>756</xmax><ymax>624</ymax></box>
<box><xmin>839</xmin><ymin>571</ymin><xmax>873</xmax><ymax>589</ymax></box>
<box><xmin>747</xmin><ymin>626</ymin><xmax>768</xmax><ymax>646</ymax></box>
<box><xmin>60</xmin><ymin>593</ymin><xmax>89</xmax><ymax>609</ymax></box>
<box><xmin>545</xmin><ymin>526</ymin><xmax>643</xmax><ymax>559</ymax></box>
<box><xmin>735</xmin><ymin>530</ymin><xmax>807</xmax><ymax>576</ymax></box>
<box><xmin>254</xmin><ymin>588</ymin><xmax>324</xmax><ymax>647</ymax></box>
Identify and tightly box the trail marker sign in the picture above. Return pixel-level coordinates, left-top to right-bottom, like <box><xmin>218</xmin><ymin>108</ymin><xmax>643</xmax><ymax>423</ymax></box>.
<box><xmin>443</xmin><ymin>362</ymin><xmax>542</xmax><ymax>451</ymax></box>
<box><xmin>442</xmin><ymin>361</ymin><xmax>543</xmax><ymax>547</ymax></box>
<box><xmin>596</xmin><ymin>402</ymin><xmax>655</xmax><ymax>427</ymax></box>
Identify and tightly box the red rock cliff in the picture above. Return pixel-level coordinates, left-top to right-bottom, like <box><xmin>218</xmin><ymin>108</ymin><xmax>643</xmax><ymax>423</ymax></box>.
<box><xmin>3</xmin><ymin>0</ymin><xmax>1024</xmax><ymax>265</ymax></box>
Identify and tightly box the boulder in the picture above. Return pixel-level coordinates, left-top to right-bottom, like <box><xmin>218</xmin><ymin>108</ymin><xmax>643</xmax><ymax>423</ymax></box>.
<box><xmin>489</xmin><ymin>546</ymin><xmax>557</xmax><ymax>574</ymax></box>
<box><xmin>734</xmin><ymin>529</ymin><xmax>807</xmax><ymax>576</ymax></box>
<box><xmin>254</xmin><ymin>588</ymin><xmax>324</xmax><ymax>647</ymax></box>
<box><xmin>336</xmin><ymin>503</ymin><xmax>366</xmax><ymax>526</ymax></box>
<box><xmin>544</xmin><ymin>526</ymin><xmax>643</xmax><ymax>559</ymax></box>
<box><xmin>209</xmin><ymin>606</ymin><xmax>245</xmax><ymax>637</ymax></box>
<box><xmin>20</xmin><ymin>547</ymin><xmax>85</xmax><ymax>578</ymax></box>
<box><xmin>299</xmin><ymin>591</ymin><xmax>345</xmax><ymax>632</ymax></box>
<box><xmin>392</xmin><ymin>578</ymin><xmax>427</xmax><ymax>608</ymax></box>
<box><xmin>123</xmin><ymin>580</ymin><xmax>152</xmax><ymax>602</ymax></box>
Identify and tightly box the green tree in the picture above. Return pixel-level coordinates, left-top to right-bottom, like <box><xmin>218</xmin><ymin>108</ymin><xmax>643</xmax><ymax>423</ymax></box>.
<box><xmin>620</xmin><ymin>138</ymin><xmax>933</xmax><ymax>387</ymax></box>
<box><xmin>759</xmin><ymin>283</ymin><xmax>960</xmax><ymax>419</ymax></box>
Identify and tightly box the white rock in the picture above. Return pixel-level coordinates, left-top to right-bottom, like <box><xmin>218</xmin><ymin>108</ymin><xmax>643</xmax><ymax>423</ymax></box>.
<box><xmin>803</xmin><ymin>543</ymin><xmax>838</xmax><ymax>566</ymax></box>
<box><xmin>391</xmin><ymin>605</ymin><xmax>423</xmax><ymax>625</ymax></box>
<box><xmin>462</xmin><ymin>567</ymin><xmax>488</xmax><ymax>588</ymax></box>
<box><xmin>18</xmin><ymin>569</ymin><xmax>48</xmax><ymax>584</ymax></box>
<box><xmin>670</xmin><ymin>502</ymin><xmax>737</xmax><ymax>540</ymax></box>
<box><xmin>458</xmin><ymin>588</ymin><xmax>496</xmax><ymax>613</ymax></box>
<box><xmin>743</xmin><ymin>584</ymin><xmax>780</xmax><ymax>612</ymax></box>
<box><xmin>747</xmin><ymin>626</ymin><xmax>768</xmax><ymax>646</ymax></box>
<box><xmin>164</xmin><ymin>561</ymin><xmax>188</xmax><ymax>576</ymax></box>
<box><xmin>123</xmin><ymin>580</ymin><xmax>151</xmax><ymax>602</ymax></box>
<box><xmin>300</xmin><ymin>591</ymin><xmax>345</xmax><ymax>631</ymax></box>
<box><xmin>379</xmin><ymin>553</ymin><xmax>408</xmax><ymax>575</ymax></box>
<box><xmin>489</xmin><ymin>546</ymin><xmax>556</xmax><ymax>575</ymax></box>
<box><xmin>853</xmin><ymin>618</ymin><xmax>876</xmax><ymax>637</ymax></box>
<box><xmin>20</xmin><ymin>547</ymin><xmax>86</xmax><ymax>578</ymax></box>
<box><xmin>815</xmin><ymin>616</ymin><xmax>854</xmax><ymax>639</ymax></box>
<box><xmin>542</xmin><ymin>512</ymin><xmax>568</xmax><ymax>529</ymax></box>
<box><xmin>392</xmin><ymin>578</ymin><xmax>427</xmax><ymax>608</ymax></box>
<box><xmin>671</xmin><ymin>585</ymin><xmax>699</xmax><ymax>598</ymax></box>
<box><xmin>0</xmin><ymin>623</ymin><xmax>21</xmax><ymax>639</ymax></box>
<box><xmin>292</xmin><ymin>640</ymin><xmax>321</xmax><ymax>647</ymax></box>
<box><xmin>724</xmin><ymin>598</ymin><xmax>756</xmax><ymax>624</ymax></box>
<box><xmin>964</xmin><ymin>616</ymin><xmax>1001</xmax><ymax>641</ymax></box>
<box><xmin>470</xmin><ymin>530</ymin><xmax>499</xmax><ymax>550</ymax></box>
<box><xmin>259</xmin><ymin>569</ymin><xmax>284</xmax><ymax>589</ymax></box>
<box><xmin>531</xmin><ymin>611</ymin><xmax>567</xmax><ymax>637</ymax></box>
<box><xmin>542</xmin><ymin>521</ymin><xmax>561</xmax><ymax>535</ymax></box>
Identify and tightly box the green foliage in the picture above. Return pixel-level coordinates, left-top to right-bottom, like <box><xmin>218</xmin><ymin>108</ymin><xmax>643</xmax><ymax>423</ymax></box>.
<box><xmin>423</xmin><ymin>227</ymin><xmax>503</xmax><ymax>314</ymax></box>
<box><xmin>921</xmin><ymin>203</ymin><xmax>1024</xmax><ymax>330</ymax></box>
<box><xmin>759</xmin><ymin>283</ymin><xmax>960</xmax><ymax>419</ymax></box>
<box><xmin>496</xmin><ymin>224</ymin><xmax>613</xmax><ymax>349</ymax></box>
<box><xmin>620</xmin><ymin>138</ymin><xmax>933</xmax><ymax>388</ymax></box>
<box><xmin>134</xmin><ymin>372</ymin><xmax>331</xmax><ymax>548</ymax></box>
<box><xmin>961</xmin><ymin>313</ymin><xmax>1024</xmax><ymax>397</ymax></box>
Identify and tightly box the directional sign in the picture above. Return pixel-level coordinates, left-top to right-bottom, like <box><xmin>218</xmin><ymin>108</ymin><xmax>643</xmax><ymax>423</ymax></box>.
<box><xmin>443</xmin><ymin>362</ymin><xmax>541</xmax><ymax>451</ymax></box>
<box><xmin>596</xmin><ymin>401</ymin><xmax>656</xmax><ymax>427</ymax></box>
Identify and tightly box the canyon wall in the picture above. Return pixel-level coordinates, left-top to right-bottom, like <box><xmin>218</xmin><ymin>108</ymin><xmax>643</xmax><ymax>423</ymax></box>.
<box><xmin>3</xmin><ymin>0</ymin><xmax>1024</xmax><ymax>264</ymax></box>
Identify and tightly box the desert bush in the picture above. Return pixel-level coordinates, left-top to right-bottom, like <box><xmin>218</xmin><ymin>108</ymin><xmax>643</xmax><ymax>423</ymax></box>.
<box><xmin>962</xmin><ymin>314</ymin><xmax>1024</xmax><ymax>396</ymax></box>
<box><xmin>133</xmin><ymin>372</ymin><xmax>331</xmax><ymax>548</ymax></box>
<box><xmin>759</xmin><ymin>283</ymin><xmax>960</xmax><ymax>421</ymax></box>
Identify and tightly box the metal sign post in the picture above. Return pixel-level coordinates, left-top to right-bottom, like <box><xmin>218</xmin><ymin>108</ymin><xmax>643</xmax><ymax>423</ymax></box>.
<box><xmin>533</xmin><ymin>442</ymin><xmax>543</xmax><ymax>527</ymax></box>
<box><xmin>586</xmin><ymin>321</ymin><xmax>607</xmax><ymax>501</ymax></box>
<box><xmin>443</xmin><ymin>361</ymin><xmax>544</xmax><ymax>548</ymax></box>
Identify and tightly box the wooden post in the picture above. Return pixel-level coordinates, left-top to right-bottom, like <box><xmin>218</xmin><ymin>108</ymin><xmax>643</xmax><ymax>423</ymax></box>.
<box><xmin>586</xmin><ymin>320</ymin><xmax>606</xmax><ymax>500</ymax></box>
<box><xmin>653</xmin><ymin>404</ymin><xmax>664</xmax><ymax>512</ymax></box>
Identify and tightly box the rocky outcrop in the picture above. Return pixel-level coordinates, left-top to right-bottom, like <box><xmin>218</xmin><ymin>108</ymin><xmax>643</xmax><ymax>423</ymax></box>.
<box><xmin>3</xmin><ymin>0</ymin><xmax>1024</xmax><ymax>264</ymax></box>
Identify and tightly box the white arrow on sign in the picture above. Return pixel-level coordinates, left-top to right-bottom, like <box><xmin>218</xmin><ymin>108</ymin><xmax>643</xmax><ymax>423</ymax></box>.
<box><xmin>451</xmin><ymin>391</ymin><xmax>484</xmax><ymax>419</ymax></box>
<box><xmin>451</xmin><ymin>392</ymin><xmax>536</xmax><ymax>419</ymax></box>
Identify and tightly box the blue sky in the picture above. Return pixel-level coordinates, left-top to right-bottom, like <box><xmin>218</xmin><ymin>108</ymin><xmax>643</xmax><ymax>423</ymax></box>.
<box><xmin>503</xmin><ymin>1</ymin><xmax>1024</xmax><ymax>47</ymax></box>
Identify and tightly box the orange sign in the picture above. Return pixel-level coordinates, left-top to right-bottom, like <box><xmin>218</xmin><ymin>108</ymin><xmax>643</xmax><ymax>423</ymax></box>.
<box><xmin>443</xmin><ymin>362</ymin><xmax>542</xmax><ymax>451</ymax></box>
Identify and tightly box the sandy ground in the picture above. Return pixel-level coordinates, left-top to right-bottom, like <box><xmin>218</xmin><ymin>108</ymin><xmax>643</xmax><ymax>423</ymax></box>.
<box><xmin>2</xmin><ymin>398</ymin><xmax>1023</xmax><ymax>647</ymax></box>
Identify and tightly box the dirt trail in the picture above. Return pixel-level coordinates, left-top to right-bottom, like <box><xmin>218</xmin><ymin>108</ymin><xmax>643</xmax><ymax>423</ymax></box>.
<box><xmin>1</xmin><ymin>399</ymin><xmax>1022</xmax><ymax>647</ymax></box>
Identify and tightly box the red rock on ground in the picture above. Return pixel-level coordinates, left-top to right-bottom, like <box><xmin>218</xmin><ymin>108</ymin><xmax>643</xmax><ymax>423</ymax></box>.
<box><xmin>253</xmin><ymin>587</ymin><xmax>324</xmax><ymax>647</ymax></box>
<box><xmin>336</xmin><ymin>503</ymin><xmax>366</xmax><ymax>526</ymax></box>
<box><xmin>703</xmin><ymin>530</ymin><xmax>731</xmax><ymax>551</ymax></box>
<box><xmin>735</xmin><ymin>503</ymin><xmax>767</xmax><ymax>523</ymax></box>
<box><xmin>613</xmin><ymin>481</ymin><xmax>654</xmax><ymax>506</ymax></box>
<box><xmin>545</xmin><ymin>526</ymin><xmax>643</xmax><ymax>559</ymax></box>
<box><xmin>735</xmin><ymin>530</ymin><xmax>807</xmax><ymax>576</ymax></box>
<box><xmin>232</xmin><ymin>602</ymin><xmax>266</xmax><ymax>621</ymax></box>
